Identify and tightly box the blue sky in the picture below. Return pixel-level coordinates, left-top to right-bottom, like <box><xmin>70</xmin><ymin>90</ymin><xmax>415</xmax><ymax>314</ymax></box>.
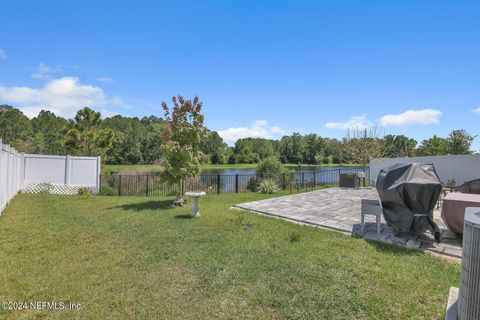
<box><xmin>1</xmin><ymin>1</ymin><xmax>480</xmax><ymax>149</ymax></box>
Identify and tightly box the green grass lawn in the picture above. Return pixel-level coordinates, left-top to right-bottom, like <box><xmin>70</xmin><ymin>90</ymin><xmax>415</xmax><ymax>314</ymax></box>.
<box><xmin>0</xmin><ymin>192</ymin><xmax>458</xmax><ymax>319</ymax></box>
<box><xmin>103</xmin><ymin>163</ymin><xmax>362</xmax><ymax>174</ymax></box>
<box><xmin>102</xmin><ymin>164</ymin><xmax>164</xmax><ymax>174</ymax></box>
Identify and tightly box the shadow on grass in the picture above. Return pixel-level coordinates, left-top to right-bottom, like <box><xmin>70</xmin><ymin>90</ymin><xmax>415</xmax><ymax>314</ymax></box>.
<box><xmin>112</xmin><ymin>200</ymin><xmax>174</xmax><ymax>212</ymax></box>
<box><xmin>174</xmin><ymin>214</ymin><xmax>194</xmax><ymax>219</ymax></box>
<box><xmin>364</xmin><ymin>239</ymin><xmax>423</xmax><ymax>256</ymax></box>
<box><xmin>351</xmin><ymin>223</ymin><xmax>423</xmax><ymax>256</ymax></box>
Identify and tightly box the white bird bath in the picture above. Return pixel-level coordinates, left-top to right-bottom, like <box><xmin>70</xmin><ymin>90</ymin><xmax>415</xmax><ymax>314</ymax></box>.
<box><xmin>185</xmin><ymin>191</ymin><xmax>206</xmax><ymax>217</ymax></box>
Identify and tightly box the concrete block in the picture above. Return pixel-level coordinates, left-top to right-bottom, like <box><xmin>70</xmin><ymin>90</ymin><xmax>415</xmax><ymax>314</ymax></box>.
<box><xmin>445</xmin><ymin>287</ymin><xmax>458</xmax><ymax>320</ymax></box>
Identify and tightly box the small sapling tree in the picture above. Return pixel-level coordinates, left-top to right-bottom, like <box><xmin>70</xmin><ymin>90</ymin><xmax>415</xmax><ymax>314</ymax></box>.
<box><xmin>160</xmin><ymin>96</ymin><xmax>205</xmax><ymax>206</ymax></box>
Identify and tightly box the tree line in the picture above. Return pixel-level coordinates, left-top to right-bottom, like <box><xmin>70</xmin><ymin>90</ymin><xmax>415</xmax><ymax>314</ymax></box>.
<box><xmin>228</xmin><ymin>128</ymin><xmax>475</xmax><ymax>167</ymax></box>
<box><xmin>0</xmin><ymin>104</ymin><xmax>476</xmax><ymax>165</ymax></box>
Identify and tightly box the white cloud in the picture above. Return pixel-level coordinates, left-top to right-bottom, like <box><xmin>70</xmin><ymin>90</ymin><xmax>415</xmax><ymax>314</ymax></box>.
<box><xmin>472</xmin><ymin>107</ymin><xmax>480</xmax><ymax>114</ymax></box>
<box><xmin>325</xmin><ymin>114</ymin><xmax>373</xmax><ymax>130</ymax></box>
<box><xmin>37</xmin><ymin>63</ymin><xmax>55</xmax><ymax>74</ymax></box>
<box><xmin>270</xmin><ymin>126</ymin><xmax>284</xmax><ymax>134</ymax></box>
<box><xmin>97</xmin><ymin>77</ymin><xmax>114</xmax><ymax>83</ymax></box>
<box><xmin>0</xmin><ymin>76</ymin><xmax>123</xmax><ymax>118</ymax></box>
<box><xmin>218</xmin><ymin>120</ymin><xmax>286</xmax><ymax>145</ymax></box>
<box><xmin>31</xmin><ymin>63</ymin><xmax>62</xmax><ymax>80</ymax></box>
<box><xmin>0</xmin><ymin>49</ymin><xmax>6</xmax><ymax>60</ymax></box>
<box><xmin>109</xmin><ymin>96</ymin><xmax>129</xmax><ymax>108</ymax></box>
<box><xmin>380</xmin><ymin>109</ymin><xmax>442</xmax><ymax>126</ymax></box>
<box><xmin>30</xmin><ymin>63</ymin><xmax>79</xmax><ymax>80</ymax></box>
<box><xmin>31</xmin><ymin>73</ymin><xmax>45</xmax><ymax>80</ymax></box>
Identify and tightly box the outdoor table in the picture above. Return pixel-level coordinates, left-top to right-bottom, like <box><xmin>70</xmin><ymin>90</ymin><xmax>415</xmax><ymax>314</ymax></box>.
<box><xmin>360</xmin><ymin>199</ymin><xmax>382</xmax><ymax>239</ymax></box>
<box><xmin>441</xmin><ymin>192</ymin><xmax>480</xmax><ymax>234</ymax></box>
<box><xmin>185</xmin><ymin>191</ymin><xmax>206</xmax><ymax>217</ymax></box>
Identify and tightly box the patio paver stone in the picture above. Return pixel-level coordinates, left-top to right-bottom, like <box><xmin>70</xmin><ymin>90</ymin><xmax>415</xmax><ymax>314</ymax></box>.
<box><xmin>234</xmin><ymin>187</ymin><xmax>463</xmax><ymax>259</ymax></box>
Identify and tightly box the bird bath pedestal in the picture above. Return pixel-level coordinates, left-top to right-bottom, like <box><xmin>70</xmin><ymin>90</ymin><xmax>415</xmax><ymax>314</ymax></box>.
<box><xmin>185</xmin><ymin>191</ymin><xmax>206</xmax><ymax>217</ymax></box>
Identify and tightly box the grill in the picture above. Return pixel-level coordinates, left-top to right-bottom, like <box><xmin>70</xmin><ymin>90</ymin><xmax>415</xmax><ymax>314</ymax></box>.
<box><xmin>375</xmin><ymin>163</ymin><xmax>442</xmax><ymax>241</ymax></box>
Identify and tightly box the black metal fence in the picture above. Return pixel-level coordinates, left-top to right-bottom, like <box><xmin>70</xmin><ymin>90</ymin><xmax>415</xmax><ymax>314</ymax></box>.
<box><xmin>100</xmin><ymin>167</ymin><xmax>370</xmax><ymax>197</ymax></box>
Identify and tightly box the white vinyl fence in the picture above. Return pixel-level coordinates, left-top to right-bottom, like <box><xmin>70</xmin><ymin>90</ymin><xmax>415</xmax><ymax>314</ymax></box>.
<box><xmin>0</xmin><ymin>139</ymin><xmax>101</xmax><ymax>214</ymax></box>
<box><xmin>370</xmin><ymin>154</ymin><xmax>480</xmax><ymax>186</ymax></box>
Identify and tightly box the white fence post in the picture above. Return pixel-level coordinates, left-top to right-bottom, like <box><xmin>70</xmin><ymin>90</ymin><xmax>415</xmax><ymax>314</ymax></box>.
<box><xmin>9</xmin><ymin>147</ymin><xmax>14</xmax><ymax>202</ymax></box>
<box><xmin>21</xmin><ymin>152</ymin><xmax>25</xmax><ymax>189</ymax></box>
<box><xmin>12</xmin><ymin>147</ymin><xmax>15</xmax><ymax>199</ymax></box>
<box><xmin>65</xmin><ymin>155</ymin><xmax>71</xmax><ymax>185</ymax></box>
<box><xmin>449</xmin><ymin>155</ymin><xmax>453</xmax><ymax>182</ymax></box>
<box><xmin>6</xmin><ymin>144</ymin><xmax>10</xmax><ymax>202</ymax></box>
<box><xmin>97</xmin><ymin>156</ymin><xmax>101</xmax><ymax>192</ymax></box>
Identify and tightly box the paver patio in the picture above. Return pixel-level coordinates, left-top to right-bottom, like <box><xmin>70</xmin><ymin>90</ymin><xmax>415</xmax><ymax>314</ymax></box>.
<box><xmin>234</xmin><ymin>187</ymin><xmax>463</xmax><ymax>259</ymax></box>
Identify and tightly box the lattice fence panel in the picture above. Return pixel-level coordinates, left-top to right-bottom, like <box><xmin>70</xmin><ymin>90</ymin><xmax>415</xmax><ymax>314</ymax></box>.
<box><xmin>22</xmin><ymin>183</ymin><xmax>99</xmax><ymax>195</ymax></box>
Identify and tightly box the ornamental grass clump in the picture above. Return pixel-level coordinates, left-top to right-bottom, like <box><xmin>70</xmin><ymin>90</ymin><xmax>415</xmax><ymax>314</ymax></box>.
<box><xmin>258</xmin><ymin>178</ymin><xmax>279</xmax><ymax>194</ymax></box>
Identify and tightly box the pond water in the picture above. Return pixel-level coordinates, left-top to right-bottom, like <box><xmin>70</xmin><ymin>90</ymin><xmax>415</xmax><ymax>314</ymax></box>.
<box><xmin>200</xmin><ymin>165</ymin><xmax>364</xmax><ymax>175</ymax></box>
<box><xmin>199</xmin><ymin>165</ymin><xmax>369</xmax><ymax>193</ymax></box>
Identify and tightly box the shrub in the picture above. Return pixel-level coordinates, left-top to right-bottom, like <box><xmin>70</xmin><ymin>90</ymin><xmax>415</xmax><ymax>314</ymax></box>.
<box><xmin>257</xmin><ymin>157</ymin><xmax>294</xmax><ymax>189</ymax></box>
<box><xmin>258</xmin><ymin>178</ymin><xmax>279</xmax><ymax>194</ymax></box>
<box><xmin>256</xmin><ymin>156</ymin><xmax>284</xmax><ymax>180</ymax></box>
<box><xmin>99</xmin><ymin>185</ymin><xmax>116</xmax><ymax>196</ymax></box>
<box><xmin>77</xmin><ymin>187</ymin><xmax>90</xmax><ymax>195</ymax></box>
<box><xmin>288</xmin><ymin>230</ymin><xmax>301</xmax><ymax>242</ymax></box>
<box><xmin>246</xmin><ymin>177</ymin><xmax>258</xmax><ymax>192</ymax></box>
<box><xmin>78</xmin><ymin>187</ymin><xmax>91</xmax><ymax>199</ymax></box>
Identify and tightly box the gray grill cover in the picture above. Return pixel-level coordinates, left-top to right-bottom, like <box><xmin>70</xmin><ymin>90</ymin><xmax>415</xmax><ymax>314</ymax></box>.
<box><xmin>375</xmin><ymin>163</ymin><xmax>442</xmax><ymax>233</ymax></box>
